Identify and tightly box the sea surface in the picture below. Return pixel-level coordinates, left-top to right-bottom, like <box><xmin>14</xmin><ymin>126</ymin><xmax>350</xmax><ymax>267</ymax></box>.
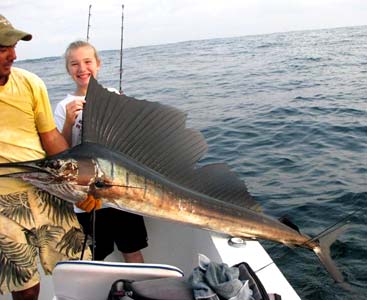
<box><xmin>16</xmin><ymin>26</ymin><xmax>366</xmax><ymax>300</ymax></box>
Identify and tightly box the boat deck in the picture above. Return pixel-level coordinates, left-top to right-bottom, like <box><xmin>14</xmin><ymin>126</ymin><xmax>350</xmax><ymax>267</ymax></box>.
<box><xmin>0</xmin><ymin>217</ymin><xmax>301</xmax><ymax>300</ymax></box>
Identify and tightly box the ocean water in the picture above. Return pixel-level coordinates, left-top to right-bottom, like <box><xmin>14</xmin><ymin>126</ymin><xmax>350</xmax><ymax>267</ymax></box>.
<box><xmin>15</xmin><ymin>26</ymin><xmax>366</xmax><ymax>300</ymax></box>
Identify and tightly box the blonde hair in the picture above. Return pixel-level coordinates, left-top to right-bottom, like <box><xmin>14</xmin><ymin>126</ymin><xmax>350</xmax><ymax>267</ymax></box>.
<box><xmin>64</xmin><ymin>40</ymin><xmax>100</xmax><ymax>71</ymax></box>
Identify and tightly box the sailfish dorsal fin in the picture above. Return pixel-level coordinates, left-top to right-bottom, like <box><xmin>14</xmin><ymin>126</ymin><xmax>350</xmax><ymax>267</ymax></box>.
<box><xmin>83</xmin><ymin>77</ymin><xmax>260</xmax><ymax>211</ymax></box>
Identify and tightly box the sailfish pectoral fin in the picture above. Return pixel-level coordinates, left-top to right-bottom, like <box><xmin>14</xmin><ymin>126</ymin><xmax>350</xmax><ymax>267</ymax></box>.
<box><xmin>75</xmin><ymin>194</ymin><xmax>103</xmax><ymax>212</ymax></box>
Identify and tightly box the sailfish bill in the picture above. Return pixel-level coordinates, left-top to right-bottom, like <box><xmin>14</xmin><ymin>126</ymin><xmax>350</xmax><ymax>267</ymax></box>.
<box><xmin>0</xmin><ymin>76</ymin><xmax>348</xmax><ymax>284</ymax></box>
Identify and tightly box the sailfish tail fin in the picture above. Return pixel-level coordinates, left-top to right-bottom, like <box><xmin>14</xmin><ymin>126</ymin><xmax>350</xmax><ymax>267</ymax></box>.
<box><xmin>312</xmin><ymin>222</ymin><xmax>349</xmax><ymax>283</ymax></box>
<box><xmin>308</xmin><ymin>212</ymin><xmax>355</xmax><ymax>285</ymax></box>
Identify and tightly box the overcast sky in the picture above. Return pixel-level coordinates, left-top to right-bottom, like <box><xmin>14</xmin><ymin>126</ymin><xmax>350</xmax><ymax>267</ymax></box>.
<box><xmin>1</xmin><ymin>0</ymin><xmax>366</xmax><ymax>60</ymax></box>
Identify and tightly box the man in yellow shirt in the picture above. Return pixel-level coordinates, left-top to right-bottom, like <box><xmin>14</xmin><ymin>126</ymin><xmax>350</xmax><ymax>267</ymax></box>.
<box><xmin>0</xmin><ymin>15</ymin><xmax>91</xmax><ymax>299</ymax></box>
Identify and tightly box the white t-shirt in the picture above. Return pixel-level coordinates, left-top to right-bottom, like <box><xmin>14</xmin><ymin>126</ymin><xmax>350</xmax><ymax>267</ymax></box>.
<box><xmin>54</xmin><ymin>89</ymin><xmax>118</xmax><ymax>212</ymax></box>
<box><xmin>54</xmin><ymin>94</ymin><xmax>85</xmax><ymax>147</ymax></box>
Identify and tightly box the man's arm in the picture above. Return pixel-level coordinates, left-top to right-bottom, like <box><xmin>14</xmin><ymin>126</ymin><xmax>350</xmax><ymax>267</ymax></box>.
<box><xmin>39</xmin><ymin>128</ymin><xmax>69</xmax><ymax>156</ymax></box>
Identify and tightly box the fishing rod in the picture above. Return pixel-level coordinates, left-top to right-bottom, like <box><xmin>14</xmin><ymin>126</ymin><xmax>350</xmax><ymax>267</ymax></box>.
<box><xmin>81</xmin><ymin>3</ymin><xmax>96</xmax><ymax>261</ymax></box>
<box><xmin>87</xmin><ymin>4</ymin><xmax>92</xmax><ymax>41</ymax></box>
<box><xmin>119</xmin><ymin>4</ymin><xmax>125</xmax><ymax>94</ymax></box>
<box><xmin>81</xmin><ymin>3</ymin><xmax>126</xmax><ymax>260</ymax></box>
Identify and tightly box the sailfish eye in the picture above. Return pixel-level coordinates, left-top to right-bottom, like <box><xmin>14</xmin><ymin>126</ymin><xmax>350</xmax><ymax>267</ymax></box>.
<box><xmin>94</xmin><ymin>180</ymin><xmax>106</xmax><ymax>188</ymax></box>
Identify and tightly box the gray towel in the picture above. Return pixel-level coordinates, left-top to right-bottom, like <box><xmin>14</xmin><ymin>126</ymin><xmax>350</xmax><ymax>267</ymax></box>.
<box><xmin>189</xmin><ymin>254</ymin><xmax>254</xmax><ymax>300</ymax></box>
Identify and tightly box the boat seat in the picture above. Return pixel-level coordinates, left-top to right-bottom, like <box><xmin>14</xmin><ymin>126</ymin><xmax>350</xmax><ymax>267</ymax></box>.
<box><xmin>52</xmin><ymin>260</ymin><xmax>184</xmax><ymax>300</ymax></box>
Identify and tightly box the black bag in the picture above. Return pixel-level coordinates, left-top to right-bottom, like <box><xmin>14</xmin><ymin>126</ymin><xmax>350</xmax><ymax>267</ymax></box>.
<box><xmin>107</xmin><ymin>277</ymin><xmax>194</xmax><ymax>300</ymax></box>
<box><xmin>107</xmin><ymin>262</ymin><xmax>280</xmax><ymax>300</ymax></box>
<box><xmin>107</xmin><ymin>279</ymin><xmax>132</xmax><ymax>300</ymax></box>
<box><xmin>233</xmin><ymin>262</ymin><xmax>270</xmax><ymax>300</ymax></box>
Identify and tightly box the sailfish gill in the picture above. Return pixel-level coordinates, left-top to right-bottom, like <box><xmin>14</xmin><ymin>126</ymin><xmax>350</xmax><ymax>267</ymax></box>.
<box><xmin>0</xmin><ymin>77</ymin><xmax>348</xmax><ymax>284</ymax></box>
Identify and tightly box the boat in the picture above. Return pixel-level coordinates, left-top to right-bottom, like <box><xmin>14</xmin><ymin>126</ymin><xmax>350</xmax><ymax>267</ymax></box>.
<box><xmin>0</xmin><ymin>216</ymin><xmax>302</xmax><ymax>300</ymax></box>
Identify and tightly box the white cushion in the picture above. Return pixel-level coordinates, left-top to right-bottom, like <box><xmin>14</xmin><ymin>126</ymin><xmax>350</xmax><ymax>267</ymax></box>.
<box><xmin>53</xmin><ymin>260</ymin><xmax>184</xmax><ymax>300</ymax></box>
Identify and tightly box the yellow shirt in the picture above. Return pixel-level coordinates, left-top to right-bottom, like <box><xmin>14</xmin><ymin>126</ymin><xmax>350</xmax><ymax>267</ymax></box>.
<box><xmin>0</xmin><ymin>67</ymin><xmax>56</xmax><ymax>192</ymax></box>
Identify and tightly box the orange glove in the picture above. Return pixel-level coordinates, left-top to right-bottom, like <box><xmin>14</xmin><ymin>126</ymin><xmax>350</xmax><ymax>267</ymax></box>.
<box><xmin>75</xmin><ymin>194</ymin><xmax>103</xmax><ymax>212</ymax></box>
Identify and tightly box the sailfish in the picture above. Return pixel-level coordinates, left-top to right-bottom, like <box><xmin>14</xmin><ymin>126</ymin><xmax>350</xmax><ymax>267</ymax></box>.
<box><xmin>0</xmin><ymin>77</ymin><xmax>348</xmax><ymax>284</ymax></box>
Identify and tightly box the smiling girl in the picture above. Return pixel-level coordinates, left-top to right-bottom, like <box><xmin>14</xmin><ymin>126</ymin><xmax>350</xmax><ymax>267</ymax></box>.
<box><xmin>54</xmin><ymin>40</ymin><xmax>101</xmax><ymax>146</ymax></box>
<box><xmin>54</xmin><ymin>40</ymin><xmax>148</xmax><ymax>263</ymax></box>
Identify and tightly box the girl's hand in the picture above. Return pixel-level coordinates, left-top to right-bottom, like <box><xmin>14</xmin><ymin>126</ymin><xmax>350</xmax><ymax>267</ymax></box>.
<box><xmin>65</xmin><ymin>99</ymin><xmax>86</xmax><ymax>126</ymax></box>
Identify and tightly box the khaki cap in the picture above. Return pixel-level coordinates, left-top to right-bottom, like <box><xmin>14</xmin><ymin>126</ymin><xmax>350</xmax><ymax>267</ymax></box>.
<box><xmin>0</xmin><ymin>15</ymin><xmax>32</xmax><ymax>46</ymax></box>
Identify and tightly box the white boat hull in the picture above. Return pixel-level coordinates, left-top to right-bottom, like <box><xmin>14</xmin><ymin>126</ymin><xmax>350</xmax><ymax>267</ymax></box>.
<box><xmin>0</xmin><ymin>217</ymin><xmax>301</xmax><ymax>300</ymax></box>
